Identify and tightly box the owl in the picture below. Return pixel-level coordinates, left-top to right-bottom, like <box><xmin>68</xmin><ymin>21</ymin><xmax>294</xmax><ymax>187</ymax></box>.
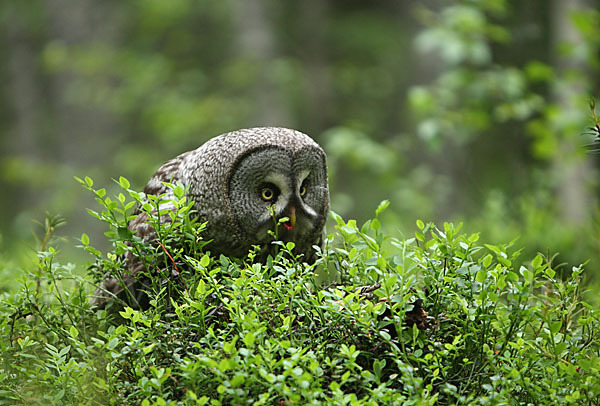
<box><xmin>93</xmin><ymin>127</ymin><xmax>329</xmax><ymax>308</ymax></box>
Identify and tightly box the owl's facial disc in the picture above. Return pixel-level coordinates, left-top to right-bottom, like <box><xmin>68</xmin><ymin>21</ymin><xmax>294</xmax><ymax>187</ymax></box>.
<box><xmin>253</xmin><ymin>171</ymin><xmax>317</xmax><ymax>241</ymax></box>
<box><xmin>261</xmin><ymin>172</ymin><xmax>291</xmax><ymax>216</ymax></box>
<box><xmin>228</xmin><ymin>145</ymin><xmax>327</xmax><ymax>253</ymax></box>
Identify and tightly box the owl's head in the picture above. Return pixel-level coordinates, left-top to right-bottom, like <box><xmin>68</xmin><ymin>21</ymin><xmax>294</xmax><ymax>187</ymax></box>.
<box><xmin>228</xmin><ymin>142</ymin><xmax>328</xmax><ymax>249</ymax></box>
<box><xmin>183</xmin><ymin>127</ymin><xmax>329</xmax><ymax>261</ymax></box>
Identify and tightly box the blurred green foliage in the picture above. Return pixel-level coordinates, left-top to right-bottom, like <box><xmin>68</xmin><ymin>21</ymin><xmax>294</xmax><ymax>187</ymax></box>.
<box><xmin>1</xmin><ymin>0</ymin><xmax>599</xmax><ymax>292</ymax></box>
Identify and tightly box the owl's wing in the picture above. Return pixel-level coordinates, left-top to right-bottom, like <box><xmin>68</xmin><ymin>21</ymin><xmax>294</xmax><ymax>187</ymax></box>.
<box><xmin>142</xmin><ymin>150</ymin><xmax>194</xmax><ymax>196</ymax></box>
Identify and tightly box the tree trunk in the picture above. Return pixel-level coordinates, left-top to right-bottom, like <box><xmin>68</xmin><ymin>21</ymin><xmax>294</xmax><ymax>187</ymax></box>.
<box><xmin>232</xmin><ymin>0</ymin><xmax>290</xmax><ymax>126</ymax></box>
<box><xmin>296</xmin><ymin>0</ymin><xmax>332</xmax><ymax>134</ymax></box>
<box><xmin>550</xmin><ymin>0</ymin><xmax>593</xmax><ymax>225</ymax></box>
<box><xmin>45</xmin><ymin>0</ymin><xmax>121</xmax><ymax>167</ymax></box>
<box><xmin>4</xmin><ymin>10</ymin><xmax>41</xmax><ymax>160</ymax></box>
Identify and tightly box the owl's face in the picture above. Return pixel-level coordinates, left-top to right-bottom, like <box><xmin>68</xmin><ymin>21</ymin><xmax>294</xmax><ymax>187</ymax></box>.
<box><xmin>228</xmin><ymin>145</ymin><xmax>328</xmax><ymax>251</ymax></box>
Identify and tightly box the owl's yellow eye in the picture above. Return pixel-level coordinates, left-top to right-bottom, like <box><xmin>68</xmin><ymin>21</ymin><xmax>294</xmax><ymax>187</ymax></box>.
<box><xmin>299</xmin><ymin>184</ymin><xmax>307</xmax><ymax>197</ymax></box>
<box><xmin>261</xmin><ymin>188</ymin><xmax>274</xmax><ymax>201</ymax></box>
<box><xmin>260</xmin><ymin>185</ymin><xmax>278</xmax><ymax>202</ymax></box>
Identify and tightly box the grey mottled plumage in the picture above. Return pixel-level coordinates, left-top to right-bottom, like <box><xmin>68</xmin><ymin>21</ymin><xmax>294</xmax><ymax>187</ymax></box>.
<box><xmin>93</xmin><ymin>127</ymin><xmax>329</xmax><ymax>308</ymax></box>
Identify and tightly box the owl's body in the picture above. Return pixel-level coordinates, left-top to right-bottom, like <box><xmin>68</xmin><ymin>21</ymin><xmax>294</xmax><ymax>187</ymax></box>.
<box><xmin>93</xmin><ymin>127</ymin><xmax>329</xmax><ymax>308</ymax></box>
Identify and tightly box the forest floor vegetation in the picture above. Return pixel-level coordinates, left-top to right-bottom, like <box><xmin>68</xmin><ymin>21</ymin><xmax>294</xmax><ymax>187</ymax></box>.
<box><xmin>1</xmin><ymin>178</ymin><xmax>599</xmax><ymax>405</ymax></box>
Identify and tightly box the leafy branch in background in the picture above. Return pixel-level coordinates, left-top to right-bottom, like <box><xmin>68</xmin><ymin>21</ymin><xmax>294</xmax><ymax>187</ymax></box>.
<box><xmin>33</xmin><ymin>213</ymin><xmax>66</xmax><ymax>299</ymax></box>
<box><xmin>34</xmin><ymin>214</ymin><xmax>67</xmax><ymax>253</ymax></box>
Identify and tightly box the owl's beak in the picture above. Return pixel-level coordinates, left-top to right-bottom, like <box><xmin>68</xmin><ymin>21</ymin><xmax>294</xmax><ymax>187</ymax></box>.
<box><xmin>282</xmin><ymin>205</ymin><xmax>296</xmax><ymax>231</ymax></box>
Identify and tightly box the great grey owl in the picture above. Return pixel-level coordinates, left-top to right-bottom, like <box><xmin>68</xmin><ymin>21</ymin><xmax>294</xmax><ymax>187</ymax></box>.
<box><xmin>92</xmin><ymin>127</ymin><xmax>329</xmax><ymax>308</ymax></box>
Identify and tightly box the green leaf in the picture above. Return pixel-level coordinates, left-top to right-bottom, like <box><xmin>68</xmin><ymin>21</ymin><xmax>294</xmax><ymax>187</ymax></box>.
<box><xmin>550</xmin><ymin>321</ymin><xmax>562</xmax><ymax>335</ymax></box>
<box><xmin>69</xmin><ymin>326</ymin><xmax>79</xmax><ymax>338</ymax></box>
<box><xmin>384</xmin><ymin>275</ymin><xmax>398</xmax><ymax>291</ymax></box>
<box><xmin>531</xmin><ymin>254</ymin><xmax>543</xmax><ymax>269</ymax></box>
<box><xmin>468</xmin><ymin>233</ymin><xmax>479</xmax><ymax>243</ymax></box>
<box><xmin>555</xmin><ymin>342</ymin><xmax>567</xmax><ymax>356</ymax></box>
<box><xmin>142</xmin><ymin>343</ymin><xmax>156</xmax><ymax>355</ymax></box>
<box><xmin>107</xmin><ymin>337</ymin><xmax>119</xmax><ymax>350</ymax></box>
<box><xmin>370</xmin><ymin>218</ymin><xmax>381</xmax><ymax>231</ymax></box>
<box><xmin>373</xmin><ymin>359</ymin><xmax>386</xmax><ymax>377</ymax></box>
<box><xmin>484</xmin><ymin>244</ymin><xmax>501</xmax><ymax>254</ymax></box>
<box><xmin>379</xmin><ymin>330</ymin><xmax>391</xmax><ymax>341</ymax></box>
<box><xmin>416</xmin><ymin>219</ymin><xmax>425</xmax><ymax>230</ymax></box>
<box><xmin>244</xmin><ymin>331</ymin><xmax>256</xmax><ymax>348</ymax></box>
<box><xmin>482</xmin><ymin>254</ymin><xmax>493</xmax><ymax>268</ymax></box>
<box><xmin>375</xmin><ymin>200</ymin><xmax>390</xmax><ymax>216</ymax></box>
<box><xmin>476</xmin><ymin>269</ymin><xmax>487</xmax><ymax>283</ymax></box>
<box><xmin>119</xmin><ymin>308</ymin><xmax>131</xmax><ymax>319</ymax></box>
<box><xmin>230</xmin><ymin>374</ymin><xmax>246</xmax><ymax>387</ymax></box>
<box><xmin>223</xmin><ymin>338</ymin><xmax>237</xmax><ymax>354</ymax></box>
<box><xmin>117</xmin><ymin>227</ymin><xmax>132</xmax><ymax>240</ymax></box>
<box><xmin>497</xmin><ymin>256</ymin><xmax>511</xmax><ymax>268</ymax></box>
<box><xmin>218</xmin><ymin>359</ymin><xmax>232</xmax><ymax>372</ymax></box>
<box><xmin>496</xmin><ymin>275</ymin><xmax>506</xmax><ymax>290</ymax></box>
<box><xmin>329</xmin><ymin>211</ymin><xmax>345</xmax><ymax>227</ymax></box>
<box><xmin>372</xmin><ymin>302</ymin><xmax>386</xmax><ymax>316</ymax></box>
<box><xmin>119</xmin><ymin>176</ymin><xmax>130</xmax><ymax>189</ymax></box>
<box><xmin>173</xmin><ymin>184</ymin><xmax>185</xmax><ymax>199</ymax></box>
<box><xmin>80</xmin><ymin>233</ymin><xmax>89</xmax><ymax>246</ymax></box>
<box><xmin>443</xmin><ymin>222</ymin><xmax>453</xmax><ymax>239</ymax></box>
<box><xmin>200</xmin><ymin>254</ymin><xmax>210</xmax><ymax>268</ymax></box>
<box><xmin>521</xmin><ymin>267</ymin><xmax>533</xmax><ymax>285</ymax></box>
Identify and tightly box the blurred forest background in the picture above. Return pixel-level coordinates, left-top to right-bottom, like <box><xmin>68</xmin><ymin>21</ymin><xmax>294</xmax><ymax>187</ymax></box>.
<box><xmin>1</xmin><ymin>0</ymin><xmax>600</xmax><ymax>294</ymax></box>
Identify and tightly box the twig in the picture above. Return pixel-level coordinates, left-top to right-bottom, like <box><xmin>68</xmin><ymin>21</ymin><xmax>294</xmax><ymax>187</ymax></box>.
<box><xmin>157</xmin><ymin>241</ymin><xmax>190</xmax><ymax>297</ymax></box>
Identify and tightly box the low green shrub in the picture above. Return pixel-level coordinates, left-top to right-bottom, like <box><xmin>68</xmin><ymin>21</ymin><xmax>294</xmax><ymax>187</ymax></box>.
<box><xmin>0</xmin><ymin>178</ymin><xmax>598</xmax><ymax>405</ymax></box>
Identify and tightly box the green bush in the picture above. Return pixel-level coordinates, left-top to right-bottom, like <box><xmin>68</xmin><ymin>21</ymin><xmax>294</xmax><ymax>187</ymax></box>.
<box><xmin>0</xmin><ymin>178</ymin><xmax>599</xmax><ymax>405</ymax></box>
